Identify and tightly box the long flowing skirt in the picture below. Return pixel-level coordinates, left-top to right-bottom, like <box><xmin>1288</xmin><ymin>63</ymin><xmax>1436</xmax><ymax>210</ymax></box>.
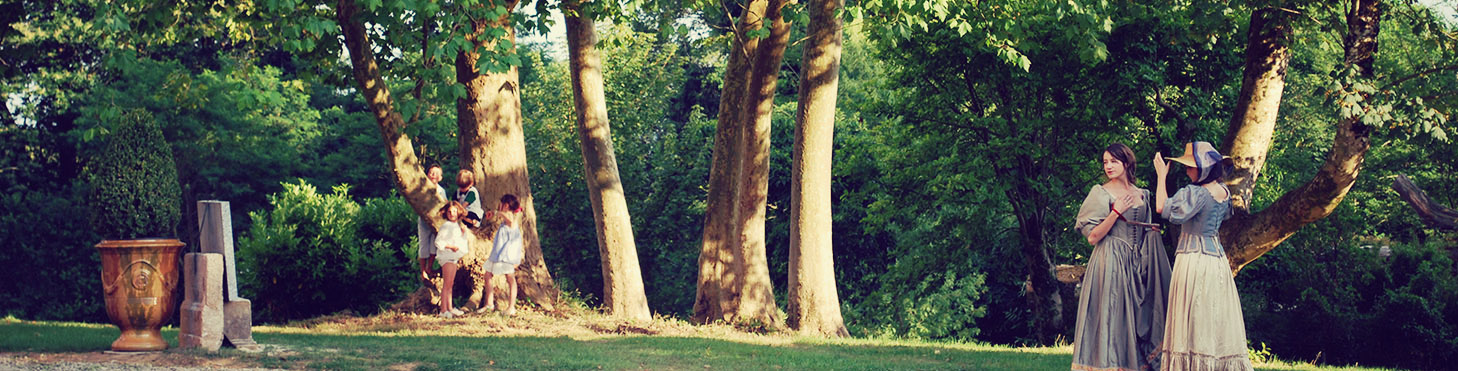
<box><xmin>1158</xmin><ymin>252</ymin><xmax>1253</xmax><ymax>371</ymax></box>
<box><xmin>1072</xmin><ymin>234</ymin><xmax>1169</xmax><ymax>371</ymax></box>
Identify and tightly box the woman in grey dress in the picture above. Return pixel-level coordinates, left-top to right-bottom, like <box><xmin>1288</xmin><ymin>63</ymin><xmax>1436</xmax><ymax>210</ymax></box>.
<box><xmin>1072</xmin><ymin>143</ymin><xmax>1172</xmax><ymax>371</ymax></box>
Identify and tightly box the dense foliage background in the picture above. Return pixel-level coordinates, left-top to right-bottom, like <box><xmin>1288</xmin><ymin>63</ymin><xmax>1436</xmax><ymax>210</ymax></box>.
<box><xmin>3</xmin><ymin>0</ymin><xmax>1456</xmax><ymax>369</ymax></box>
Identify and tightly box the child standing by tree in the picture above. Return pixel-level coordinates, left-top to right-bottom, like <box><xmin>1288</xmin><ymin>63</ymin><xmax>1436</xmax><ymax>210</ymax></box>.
<box><xmin>416</xmin><ymin>164</ymin><xmax>447</xmax><ymax>283</ymax></box>
<box><xmin>478</xmin><ymin>194</ymin><xmax>524</xmax><ymax>316</ymax></box>
<box><xmin>433</xmin><ymin>201</ymin><xmax>471</xmax><ymax>318</ymax></box>
<box><xmin>454</xmin><ymin>169</ymin><xmax>484</xmax><ymax>229</ymax></box>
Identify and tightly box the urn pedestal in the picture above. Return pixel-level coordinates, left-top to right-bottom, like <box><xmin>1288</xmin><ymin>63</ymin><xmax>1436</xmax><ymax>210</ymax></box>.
<box><xmin>97</xmin><ymin>239</ymin><xmax>184</xmax><ymax>352</ymax></box>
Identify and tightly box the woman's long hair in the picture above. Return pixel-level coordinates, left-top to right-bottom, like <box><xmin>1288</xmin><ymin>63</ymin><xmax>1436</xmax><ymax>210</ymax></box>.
<box><xmin>1105</xmin><ymin>143</ymin><xmax>1138</xmax><ymax>185</ymax></box>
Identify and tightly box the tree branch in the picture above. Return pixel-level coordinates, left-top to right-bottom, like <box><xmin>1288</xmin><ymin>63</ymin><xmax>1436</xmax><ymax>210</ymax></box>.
<box><xmin>336</xmin><ymin>0</ymin><xmax>443</xmax><ymax>225</ymax></box>
<box><xmin>1382</xmin><ymin>64</ymin><xmax>1458</xmax><ymax>90</ymax></box>
<box><xmin>1223</xmin><ymin>0</ymin><xmax>1381</xmax><ymax>275</ymax></box>
<box><xmin>1421</xmin><ymin>90</ymin><xmax>1458</xmax><ymax>102</ymax></box>
<box><xmin>405</xmin><ymin>16</ymin><xmax>436</xmax><ymax>128</ymax></box>
<box><xmin>1393</xmin><ymin>174</ymin><xmax>1458</xmax><ymax>231</ymax></box>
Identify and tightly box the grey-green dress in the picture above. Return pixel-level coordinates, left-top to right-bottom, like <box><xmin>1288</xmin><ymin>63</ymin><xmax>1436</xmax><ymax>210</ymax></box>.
<box><xmin>1071</xmin><ymin>185</ymin><xmax>1172</xmax><ymax>371</ymax></box>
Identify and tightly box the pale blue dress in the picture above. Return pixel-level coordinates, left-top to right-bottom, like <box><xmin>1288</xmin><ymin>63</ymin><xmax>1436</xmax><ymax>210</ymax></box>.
<box><xmin>1157</xmin><ymin>185</ymin><xmax>1252</xmax><ymax>371</ymax></box>
<box><xmin>486</xmin><ymin>222</ymin><xmax>524</xmax><ymax>274</ymax></box>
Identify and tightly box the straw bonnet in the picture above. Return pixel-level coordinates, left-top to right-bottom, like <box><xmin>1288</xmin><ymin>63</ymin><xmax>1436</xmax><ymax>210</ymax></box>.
<box><xmin>1167</xmin><ymin>141</ymin><xmax>1232</xmax><ymax>183</ymax></box>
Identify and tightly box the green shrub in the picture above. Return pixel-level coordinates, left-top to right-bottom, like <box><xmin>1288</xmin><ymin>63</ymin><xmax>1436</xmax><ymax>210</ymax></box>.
<box><xmin>1241</xmin><ymin>237</ymin><xmax>1458</xmax><ymax>370</ymax></box>
<box><xmin>86</xmin><ymin>110</ymin><xmax>181</xmax><ymax>239</ymax></box>
<box><xmin>0</xmin><ymin>183</ymin><xmax>106</xmax><ymax>321</ymax></box>
<box><xmin>845</xmin><ymin>209</ymin><xmax>993</xmax><ymax>341</ymax></box>
<box><xmin>235</xmin><ymin>180</ymin><xmax>417</xmax><ymax>323</ymax></box>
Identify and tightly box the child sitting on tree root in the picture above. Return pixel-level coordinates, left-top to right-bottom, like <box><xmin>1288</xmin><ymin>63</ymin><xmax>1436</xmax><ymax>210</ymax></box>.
<box><xmin>478</xmin><ymin>194</ymin><xmax>524</xmax><ymax>316</ymax></box>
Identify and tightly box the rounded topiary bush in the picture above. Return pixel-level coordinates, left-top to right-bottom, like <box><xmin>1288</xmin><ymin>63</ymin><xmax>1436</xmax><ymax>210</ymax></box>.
<box><xmin>87</xmin><ymin>110</ymin><xmax>181</xmax><ymax>239</ymax></box>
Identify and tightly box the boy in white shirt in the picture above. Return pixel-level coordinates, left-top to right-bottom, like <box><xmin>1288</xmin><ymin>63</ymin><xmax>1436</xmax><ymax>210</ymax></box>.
<box><xmin>416</xmin><ymin>164</ymin><xmax>447</xmax><ymax>283</ymax></box>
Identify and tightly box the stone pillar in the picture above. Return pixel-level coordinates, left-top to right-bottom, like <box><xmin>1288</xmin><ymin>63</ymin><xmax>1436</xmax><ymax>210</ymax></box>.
<box><xmin>179</xmin><ymin>253</ymin><xmax>224</xmax><ymax>351</ymax></box>
<box><xmin>198</xmin><ymin>200</ymin><xmax>260</xmax><ymax>351</ymax></box>
<box><xmin>198</xmin><ymin>201</ymin><xmax>240</xmax><ymax>299</ymax></box>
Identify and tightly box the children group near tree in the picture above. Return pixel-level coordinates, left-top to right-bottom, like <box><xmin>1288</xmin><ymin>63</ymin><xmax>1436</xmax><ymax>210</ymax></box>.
<box><xmin>415</xmin><ymin>167</ymin><xmax>527</xmax><ymax>318</ymax></box>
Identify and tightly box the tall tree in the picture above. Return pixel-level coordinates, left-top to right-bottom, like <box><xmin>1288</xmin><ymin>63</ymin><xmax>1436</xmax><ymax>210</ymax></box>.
<box><xmin>328</xmin><ymin>0</ymin><xmax>561</xmax><ymax>309</ymax></box>
<box><xmin>1219</xmin><ymin>0</ymin><xmax>1405</xmax><ymax>274</ymax></box>
<box><xmin>694</xmin><ymin>0</ymin><xmax>767</xmax><ymax>324</ymax></box>
<box><xmin>857</xmin><ymin>0</ymin><xmax>1117</xmax><ymax>344</ymax></box>
<box><xmin>787</xmin><ymin>0</ymin><xmax>848</xmax><ymax>337</ymax></box>
<box><xmin>724</xmin><ymin>0</ymin><xmax>792</xmax><ymax>328</ymax></box>
<box><xmin>562</xmin><ymin>0</ymin><xmax>652</xmax><ymax>320</ymax></box>
<box><xmin>1221</xmin><ymin>6</ymin><xmax>1295</xmax><ymax>212</ymax></box>
<box><xmin>453</xmin><ymin>0</ymin><xmax>561</xmax><ymax>309</ymax></box>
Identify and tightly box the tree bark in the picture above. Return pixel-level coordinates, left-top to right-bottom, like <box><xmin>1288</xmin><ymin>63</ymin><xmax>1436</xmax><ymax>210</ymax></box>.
<box><xmin>1393</xmin><ymin>174</ymin><xmax>1458</xmax><ymax>232</ymax></box>
<box><xmin>563</xmin><ymin>0</ymin><xmax>652</xmax><ymax>320</ymax></box>
<box><xmin>787</xmin><ymin>0</ymin><xmax>847</xmax><ymax>337</ymax></box>
<box><xmin>1220</xmin><ymin>7</ymin><xmax>1294</xmax><ymax>213</ymax></box>
<box><xmin>336</xmin><ymin>0</ymin><xmax>446</xmax><ymax>227</ymax></box>
<box><xmin>694</xmin><ymin>0</ymin><xmax>768</xmax><ymax>324</ymax></box>
<box><xmin>1005</xmin><ymin>155</ymin><xmax>1062</xmax><ymax>344</ymax></box>
<box><xmin>1220</xmin><ymin>0</ymin><xmax>1383</xmax><ymax>274</ymax></box>
<box><xmin>455</xmin><ymin>1</ymin><xmax>560</xmax><ymax>310</ymax></box>
<box><xmin>724</xmin><ymin>0</ymin><xmax>791</xmax><ymax>328</ymax></box>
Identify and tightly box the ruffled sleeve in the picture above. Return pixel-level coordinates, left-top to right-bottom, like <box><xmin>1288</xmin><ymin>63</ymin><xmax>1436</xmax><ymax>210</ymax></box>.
<box><xmin>1161</xmin><ymin>185</ymin><xmax>1207</xmax><ymax>225</ymax></box>
<box><xmin>1075</xmin><ymin>185</ymin><xmax>1112</xmax><ymax>237</ymax></box>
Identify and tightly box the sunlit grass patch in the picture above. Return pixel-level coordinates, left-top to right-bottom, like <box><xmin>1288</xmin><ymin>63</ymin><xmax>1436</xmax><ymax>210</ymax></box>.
<box><xmin>0</xmin><ymin>314</ymin><xmax>1408</xmax><ymax>370</ymax></box>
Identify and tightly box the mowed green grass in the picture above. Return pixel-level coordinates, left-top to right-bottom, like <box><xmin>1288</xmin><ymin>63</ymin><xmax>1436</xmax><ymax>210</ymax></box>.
<box><xmin>0</xmin><ymin>317</ymin><xmax>1394</xmax><ymax>370</ymax></box>
<box><xmin>247</xmin><ymin>333</ymin><xmax>1070</xmax><ymax>370</ymax></box>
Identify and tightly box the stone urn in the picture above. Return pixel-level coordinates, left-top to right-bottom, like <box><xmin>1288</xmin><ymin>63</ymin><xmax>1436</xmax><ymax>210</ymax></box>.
<box><xmin>97</xmin><ymin>239</ymin><xmax>184</xmax><ymax>352</ymax></box>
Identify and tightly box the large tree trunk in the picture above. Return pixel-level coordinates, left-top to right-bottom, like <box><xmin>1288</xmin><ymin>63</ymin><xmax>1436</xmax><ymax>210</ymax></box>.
<box><xmin>456</xmin><ymin>1</ymin><xmax>560</xmax><ymax>310</ymax></box>
<box><xmin>563</xmin><ymin>0</ymin><xmax>652</xmax><ymax>320</ymax></box>
<box><xmin>723</xmin><ymin>0</ymin><xmax>791</xmax><ymax>328</ymax></box>
<box><xmin>1220</xmin><ymin>7</ymin><xmax>1294</xmax><ymax>212</ymax></box>
<box><xmin>787</xmin><ymin>0</ymin><xmax>847</xmax><ymax>338</ymax></box>
<box><xmin>339</xmin><ymin>0</ymin><xmax>502</xmax><ymax>313</ymax></box>
<box><xmin>1005</xmin><ymin>156</ymin><xmax>1062</xmax><ymax>344</ymax></box>
<box><xmin>694</xmin><ymin>0</ymin><xmax>768</xmax><ymax>324</ymax></box>
<box><xmin>1220</xmin><ymin>0</ymin><xmax>1383</xmax><ymax>274</ymax></box>
<box><xmin>336</xmin><ymin>0</ymin><xmax>446</xmax><ymax>227</ymax></box>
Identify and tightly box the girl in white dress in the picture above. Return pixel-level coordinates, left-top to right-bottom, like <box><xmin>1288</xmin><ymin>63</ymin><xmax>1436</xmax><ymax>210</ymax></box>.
<box><xmin>433</xmin><ymin>201</ymin><xmax>471</xmax><ymax>318</ymax></box>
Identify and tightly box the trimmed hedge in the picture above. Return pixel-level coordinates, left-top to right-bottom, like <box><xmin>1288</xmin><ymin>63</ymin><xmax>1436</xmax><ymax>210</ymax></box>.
<box><xmin>86</xmin><ymin>110</ymin><xmax>181</xmax><ymax>240</ymax></box>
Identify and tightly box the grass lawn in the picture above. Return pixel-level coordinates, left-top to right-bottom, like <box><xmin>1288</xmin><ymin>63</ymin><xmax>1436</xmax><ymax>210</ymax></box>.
<box><xmin>0</xmin><ymin>313</ymin><xmax>1397</xmax><ymax>370</ymax></box>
